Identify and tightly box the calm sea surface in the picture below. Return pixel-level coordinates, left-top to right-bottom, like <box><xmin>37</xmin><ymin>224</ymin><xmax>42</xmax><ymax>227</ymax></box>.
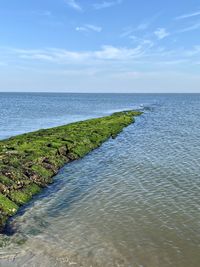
<box><xmin>0</xmin><ymin>93</ymin><xmax>200</xmax><ymax>267</ymax></box>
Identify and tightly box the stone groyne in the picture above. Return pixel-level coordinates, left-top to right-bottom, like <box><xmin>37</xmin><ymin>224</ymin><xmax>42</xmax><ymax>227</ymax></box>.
<box><xmin>0</xmin><ymin>110</ymin><xmax>142</xmax><ymax>230</ymax></box>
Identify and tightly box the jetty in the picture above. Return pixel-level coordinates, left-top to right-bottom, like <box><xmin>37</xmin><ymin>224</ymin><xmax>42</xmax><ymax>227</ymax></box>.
<box><xmin>0</xmin><ymin>110</ymin><xmax>142</xmax><ymax>230</ymax></box>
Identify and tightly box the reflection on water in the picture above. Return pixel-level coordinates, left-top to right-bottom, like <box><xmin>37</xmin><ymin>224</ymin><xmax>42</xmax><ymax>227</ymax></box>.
<box><xmin>0</xmin><ymin>94</ymin><xmax>200</xmax><ymax>267</ymax></box>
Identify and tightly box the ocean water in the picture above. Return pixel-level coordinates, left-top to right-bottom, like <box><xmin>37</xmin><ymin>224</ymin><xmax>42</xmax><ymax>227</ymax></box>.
<box><xmin>0</xmin><ymin>93</ymin><xmax>200</xmax><ymax>267</ymax></box>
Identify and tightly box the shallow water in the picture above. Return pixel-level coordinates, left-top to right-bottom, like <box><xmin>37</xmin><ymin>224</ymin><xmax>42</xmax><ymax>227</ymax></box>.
<box><xmin>0</xmin><ymin>93</ymin><xmax>200</xmax><ymax>267</ymax></box>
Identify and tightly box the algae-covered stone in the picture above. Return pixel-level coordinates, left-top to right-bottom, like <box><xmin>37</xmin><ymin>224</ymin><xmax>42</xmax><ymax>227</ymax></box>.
<box><xmin>0</xmin><ymin>110</ymin><xmax>142</xmax><ymax>230</ymax></box>
<box><xmin>9</xmin><ymin>183</ymin><xmax>41</xmax><ymax>205</ymax></box>
<box><xmin>0</xmin><ymin>175</ymin><xmax>14</xmax><ymax>186</ymax></box>
<box><xmin>0</xmin><ymin>194</ymin><xmax>18</xmax><ymax>215</ymax></box>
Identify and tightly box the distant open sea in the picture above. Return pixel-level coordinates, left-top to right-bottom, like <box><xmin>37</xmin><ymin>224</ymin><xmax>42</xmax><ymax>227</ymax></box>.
<box><xmin>0</xmin><ymin>93</ymin><xmax>200</xmax><ymax>267</ymax></box>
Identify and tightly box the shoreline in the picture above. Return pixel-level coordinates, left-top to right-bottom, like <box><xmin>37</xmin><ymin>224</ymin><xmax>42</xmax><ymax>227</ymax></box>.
<box><xmin>0</xmin><ymin>110</ymin><xmax>142</xmax><ymax>231</ymax></box>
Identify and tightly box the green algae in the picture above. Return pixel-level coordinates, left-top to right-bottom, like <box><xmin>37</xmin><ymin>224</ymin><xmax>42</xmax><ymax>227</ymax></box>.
<box><xmin>9</xmin><ymin>184</ymin><xmax>41</xmax><ymax>205</ymax></box>
<box><xmin>0</xmin><ymin>110</ymin><xmax>142</xmax><ymax>230</ymax></box>
<box><xmin>0</xmin><ymin>194</ymin><xmax>18</xmax><ymax>216</ymax></box>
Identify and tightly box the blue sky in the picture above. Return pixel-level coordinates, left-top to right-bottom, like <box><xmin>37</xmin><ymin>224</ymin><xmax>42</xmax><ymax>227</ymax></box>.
<box><xmin>0</xmin><ymin>0</ymin><xmax>200</xmax><ymax>92</ymax></box>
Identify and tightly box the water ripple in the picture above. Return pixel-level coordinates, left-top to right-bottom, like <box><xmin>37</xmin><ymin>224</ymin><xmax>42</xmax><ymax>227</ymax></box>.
<box><xmin>0</xmin><ymin>94</ymin><xmax>200</xmax><ymax>267</ymax></box>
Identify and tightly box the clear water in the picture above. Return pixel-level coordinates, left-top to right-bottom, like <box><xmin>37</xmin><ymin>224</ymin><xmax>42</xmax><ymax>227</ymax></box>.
<box><xmin>0</xmin><ymin>93</ymin><xmax>200</xmax><ymax>267</ymax></box>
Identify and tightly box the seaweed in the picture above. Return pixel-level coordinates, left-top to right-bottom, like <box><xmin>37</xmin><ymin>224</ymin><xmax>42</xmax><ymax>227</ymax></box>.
<box><xmin>0</xmin><ymin>110</ymin><xmax>142</xmax><ymax>230</ymax></box>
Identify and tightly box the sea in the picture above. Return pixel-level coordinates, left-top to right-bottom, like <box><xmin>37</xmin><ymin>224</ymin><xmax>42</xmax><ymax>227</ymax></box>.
<box><xmin>0</xmin><ymin>93</ymin><xmax>200</xmax><ymax>267</ymax></box>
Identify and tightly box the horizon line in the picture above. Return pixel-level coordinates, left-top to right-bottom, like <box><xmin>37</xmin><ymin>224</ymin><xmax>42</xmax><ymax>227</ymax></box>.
<box><xmin>0</xmin><ymin>91</ymin><xmax>200</xmax><ymax>94</ymax></box>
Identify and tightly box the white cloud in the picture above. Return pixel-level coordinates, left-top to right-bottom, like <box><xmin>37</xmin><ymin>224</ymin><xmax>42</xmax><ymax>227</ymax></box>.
<box><xmin>137</xmin><ymin>23</ymin><xmax>149</xmax><ymax>31</ymax></box>
<box><xmin>1</xmin><ymin>45</ymin><xmax>200</xmax><ymax>92</ymax></box>
<box><xmin>20</xmin><ymin>53</ymin><xmax>55</xmax><ymax>61</ymax></box>
<box><xmin>65</xmin><ymin>0</ymin><xmax>82</xmax><ymax>11</ymax></box>
<box><xmin>2</xmin><ymin>41</ymin><xmax>199</xmax><ymax>75</ymax></box>
<box><xmin>75</xmin><ymin>26</ymin><xmax>88</xmax><ymax>32</ymax></box>
<box><xmin>93</xmin><ymin>0</ymin><xmax>122</xmax><ymax>10</ymax></box>
<box><xmin>184</xmin><ymin>45</ymin><xmax>200</xmax><ymax>56</ymax></box>
<box><xmin>154</xmin><ymin>28</ymin><xmax>170</xmax><ymax>39</ymax></box>
<box><xmin>3</xmin><ymin>42</ymin><xmax>153</xmax><ymax>66</ymax></box>
<box><xmin>175</xmin><ymin>11</ymin><xmax>200</xmax><ymax>20</ymax></box>
<box><xmin>121</xmin><ymin>13</ymin><xmax>162</xmax><ymax>39</ymax></box>
<box><xmin>120</xmin><ymin>23</ymin><xmax>149</xmax><ymax>38</ymax></box>
<box><xmin>120</xmin><ymin>27</ymin><xmax>134</xmax><ymax>38</ymax></box>
<box><xmin>177</xmin><ymin>22</ymin><xmax>200</xmax><ymax>33</ymax></box>
<box><xmin>76</xmin><ymin>24</ymin><xmax>102</xmax><ymax>33</ymax></box>
<box><xmin>94</xmin><ymin>42</ymin><xmax>152</xmax><ymax>60</ymax></box>
<box><xmin>94</xmin><ymin>45</ymin><xmax>140</xmax><ymax>60</ymax></box>
<box><xmin>86</xmin><ymin>24</ymin><xmax>102</xmax><ymax>32</ymax></box>
<box><xmin>154</xmin><ymin>59</ymin><xmax>188</xmax><ymax>65</ymax></box>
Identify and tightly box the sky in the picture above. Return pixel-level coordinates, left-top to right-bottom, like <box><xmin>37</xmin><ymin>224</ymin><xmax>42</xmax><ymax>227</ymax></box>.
<box><xmin>0</xmin><ymin>0</ymin><xmax>200</xmax><ymax>93</ymax></box>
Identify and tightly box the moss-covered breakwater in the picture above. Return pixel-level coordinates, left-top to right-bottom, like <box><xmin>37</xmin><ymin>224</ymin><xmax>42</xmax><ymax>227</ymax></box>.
<box><xmin>0</xmin><ymin>110</ymin><xmax>142</xmax><ymax>230</ymax></box>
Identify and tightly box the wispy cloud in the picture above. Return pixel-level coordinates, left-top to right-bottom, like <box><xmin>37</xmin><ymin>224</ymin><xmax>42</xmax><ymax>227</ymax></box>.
<box><xmin>93</xmin><ymin>0</ymin><xmax>122</xmax><ymax>10</ymax></box>
<box><xmin>184</xmin><ymin>45</ymin><xmax>200</xmax><ymax>56</ymax></box>
<box><xmin>155</xmin><ymin>59</ymin><xmax>188</xmax><ymax>65</ymax></box>
<box><xmin>129</xmin><ymin>36</ymin><xmax>154</xmax><ymax>49</ymax></box>
<box><xmin>137</xmin><ymin>23</ymin><xmax>149</xmax><ymax>31</ymax></box>
<box><xmin>120</xmin><ymin>27</ymin><xmax>134</xmax><ymax>38</ymax></box>
<box><xmin>120</xmin><ymin>13</ymin><xmax>161</xmax><ymax>39</ymax></box>
<box><xmin>2</xmin><ymin>44</ymin><xmax>200</xmax><ymax>93</ymax></box>
<box><xmin>154</xmin><ymin>28</ymin><xmax>170</xmax><ymax>39</ymax></box>
<box><xmin>2</xmin><ymin>41</ymin><xmax>200</xmax><ymax>73</ymax></box>
<box><xmin>76</xmin><ymin>24</ymin><xmax>102</xmax><ymax>33</ymax></box>
<box><xmin>3</xmin><ymin>42</ymin><xmax>153</xmax><ymax>65</ymax></box>
<box><xmin>175</xmin><ymin>10</ymin><xmax>200</xmax><ymax>20</ymax></box>
<box><xmin>94</xmin><ymin>45</ymin><xmax>145</xmax><ymax>60</ymax></box>
<box><xmin>65</xmin><ymin>0</ymin><xmax>82</xmax><ymax>11</ymax></box>
<box><xmin>177</xmin><ymin>22</ymin><xmax>200</xmax><ymax>33</ymax></box>
<box><xmin>120</xmin><ymin>23</ymin><xmax>149</xmax><ymax>38</ymax></box>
